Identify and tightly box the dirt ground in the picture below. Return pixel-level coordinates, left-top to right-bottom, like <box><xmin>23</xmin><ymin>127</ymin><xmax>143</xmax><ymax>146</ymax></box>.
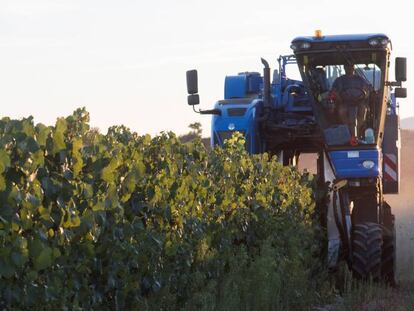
<box><xmin>385</xmin><ymin>130</ymin><xmax>414</xmax><ymax>282</ymax></box>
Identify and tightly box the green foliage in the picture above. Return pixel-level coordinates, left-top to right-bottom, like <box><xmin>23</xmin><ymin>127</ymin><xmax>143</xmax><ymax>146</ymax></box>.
<box><xmin>0</xmin><ymin>109</ymin><xmax>327</xmax><ymax>310</ymax></box>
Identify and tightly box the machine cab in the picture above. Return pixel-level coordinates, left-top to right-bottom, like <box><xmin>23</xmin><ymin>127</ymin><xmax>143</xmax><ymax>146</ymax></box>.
<box><xmin>291</xmin><ymin>32</ymin><xmax>406</xmax><ymax>185</ymax></box>
<box><xmin>291</xmin><ymin>32</ymin><xmax>406</xmax><ymax>150</ymax></box>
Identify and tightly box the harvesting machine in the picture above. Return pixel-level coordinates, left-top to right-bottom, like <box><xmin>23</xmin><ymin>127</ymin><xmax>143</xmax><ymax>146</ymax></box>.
<box><xmin>185</xmin><ymin>32</ymin><xmax>407</xmax><ymax>283</ymax></box>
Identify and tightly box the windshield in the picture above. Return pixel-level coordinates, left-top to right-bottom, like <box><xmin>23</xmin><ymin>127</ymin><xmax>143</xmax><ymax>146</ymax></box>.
<box><xmin>296</xmin><ymin>51</ymin><xmax>387</xmax><ymax>147</ymax></box>
<box><xmin>324</xmin><ymin>64</ymin><xmax>382</xmax><ymax>91</ymax></box>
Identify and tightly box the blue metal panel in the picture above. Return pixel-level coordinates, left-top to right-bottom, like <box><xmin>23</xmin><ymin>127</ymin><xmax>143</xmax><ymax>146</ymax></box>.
<box><xmin>211</xmin><ymin>99</ymin><xmax>262</xmax><ymax>153</ymax></box>
<box><xmin>271</xmin><ymin>83</ymin><xmax>282</xmax><ymax>108</ymax></box>
<box><xmin>389</xmin><ymin>92</ymin><xmax>397</xmax><ymax>114</ymax></box>
<box><xmin>225</xmin><ymin>75</ymin><xmax>247</xmax><ymax>99</ymax></box>
<box><xmin>246</xmin><ymin>73</ymin><xmax>262</xmax><ymax>94</ymax></box>
<box><xmin>292</xmin><ymin>33</ymin><xmax>388</xmax><ymax>43</ymax></box>
<box><xmin>224</xmin><ymin>73</ymin><xmax>262</xmax><ymax>99</ymax></box>
<box><xmin>329</xmin><ymin>149</ymin><xmax>380</xmax><ymax>179</ymax></box>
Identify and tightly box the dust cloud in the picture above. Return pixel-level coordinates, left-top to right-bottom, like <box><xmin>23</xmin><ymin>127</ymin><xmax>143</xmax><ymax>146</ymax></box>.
<box><xmin>386</xmin><ymin>130</ymin><xmax>414</xmax><ymax>282</ymax></box>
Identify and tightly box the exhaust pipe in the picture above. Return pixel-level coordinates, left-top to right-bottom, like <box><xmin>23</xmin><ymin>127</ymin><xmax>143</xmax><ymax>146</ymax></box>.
<box><xmin>261</xmin><ymin>58</ymin><xmax>271</xmax><ymax>109</ymax></box>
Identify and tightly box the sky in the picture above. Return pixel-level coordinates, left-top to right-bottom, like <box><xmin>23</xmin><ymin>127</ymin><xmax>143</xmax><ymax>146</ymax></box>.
<box><xmin>0</xmin><ymin>0</ymin><xmax>413</xmax><ymax>136</ymax></box>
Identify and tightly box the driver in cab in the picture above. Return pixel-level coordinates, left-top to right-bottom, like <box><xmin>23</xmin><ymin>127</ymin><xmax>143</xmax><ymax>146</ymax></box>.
<box><xmin>329</xmin><ymin>63</ymin><xmax>372</xmax><ymax>140</ymax></box>
<box><xmin>331</xmin><ymin>63</ymin><xmax>371</xmax><ymax>97</ymax></box>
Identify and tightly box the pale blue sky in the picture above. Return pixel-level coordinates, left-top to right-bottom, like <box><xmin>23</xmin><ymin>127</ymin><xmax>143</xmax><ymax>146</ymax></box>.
<box><xmin>0</xmin><ymin>0</ymin><xmax>412</xmax><ymax>135</ymax></box>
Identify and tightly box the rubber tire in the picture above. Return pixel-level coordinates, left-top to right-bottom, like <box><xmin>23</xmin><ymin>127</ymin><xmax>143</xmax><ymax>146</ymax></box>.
<box><xmin>382</xmin><ymin>224</ymin><xmax>396</xmax><ymax>285</ymax></box>
<box><xmin>351</xmin><ymin>222</ymin><xmax>383</xmax><ymax>280</ymax></box>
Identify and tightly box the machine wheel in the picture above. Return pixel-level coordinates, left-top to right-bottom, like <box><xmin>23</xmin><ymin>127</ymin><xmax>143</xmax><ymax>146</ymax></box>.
<box><xmin>382</xmin><ymin>218</ymin><xmax>396</xmax><ymax>285</ymax></box>
<box><xmin>351</xmin><ymin>222</ymin><xmax>382</xmax><ymax>280</ymax></box>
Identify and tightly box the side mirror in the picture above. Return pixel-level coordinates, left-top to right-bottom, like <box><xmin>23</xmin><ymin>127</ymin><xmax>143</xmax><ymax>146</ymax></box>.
<box><xmin>395</xmin><ymin>88</ymin><xmax>407</xmax><ymax>98</ymax></box>
<box><xmin>395</xmin><ymin>57</ymin><xmax>407</xmax><ymax>82</ymax></box>
<box><xmin>186</xmin><ymin>70</ymin><xmax>198</xmax><ymax>94</ymax></box>
<box><xmin>187</xmin><ymin>94</ymin><xmax>200</xmax><ymax>106</ymax></box>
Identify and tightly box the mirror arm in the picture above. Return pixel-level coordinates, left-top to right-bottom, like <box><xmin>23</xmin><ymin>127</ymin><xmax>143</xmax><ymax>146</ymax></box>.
<box><xmin>192</xmin><ymin>105</ymin><xmax>201</xmax><ymax>114</ymax></box>
<box><xmin>385</xmin><ymin>81</ymin><xmax>402</xmax><ymax>87</ymax></box>
<box><xmin>192</xmin><ymin>106</ymin><xmax>221</xmax><ymax>115</ymax></box>
<box><xmin>200</xmin><ymin>109</ymin><xmax>222</xmax><ymax>116</ymax></box>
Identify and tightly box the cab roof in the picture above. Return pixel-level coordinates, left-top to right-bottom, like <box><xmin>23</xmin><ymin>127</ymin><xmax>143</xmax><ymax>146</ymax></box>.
<box><xmin>292</xmin><ymin>33</ymin><xmax>389</xmax><ymax>43</ymax></box>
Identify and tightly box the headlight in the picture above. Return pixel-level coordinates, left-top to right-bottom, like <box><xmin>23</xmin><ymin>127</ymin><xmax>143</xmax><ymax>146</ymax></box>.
<box><xmin>368</xmin><ymin>39</ymin><xmax>379</xmax><ymax>47</ymax></box>
<box><xmin>362</xmin><ymin>160</ymin><xmax>375</xmax><ymax>169</ymax></box>
<box><xmin>301</xmin><ymin>42</ymin><xmax>311</xmax><ymax>49</ymax></box>
<box><xmin>291</xmin><ymin>42</ymin><xmax>311</xmax><ymax>50</ymax></box>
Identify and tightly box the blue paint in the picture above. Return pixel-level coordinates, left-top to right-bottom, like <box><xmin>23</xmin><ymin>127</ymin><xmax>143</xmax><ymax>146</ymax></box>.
<box><xmin>224</xmin><ymin>73</ymin><xmax>262</xmax><ymax>99</ymax></box>
<box><xmin>329</xmin><ymin>149</ymin><xmax>381</xmax><ymax>179</ymax></box>
<box><xmin>211</xmin><ymin>99</ymin><xmax>262</xmax><ymax>153</ymax></box>
<box><xmin>292</xmin><ymin>33</ymin><xmax>388</xmax><ymax>43</ymax></box>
